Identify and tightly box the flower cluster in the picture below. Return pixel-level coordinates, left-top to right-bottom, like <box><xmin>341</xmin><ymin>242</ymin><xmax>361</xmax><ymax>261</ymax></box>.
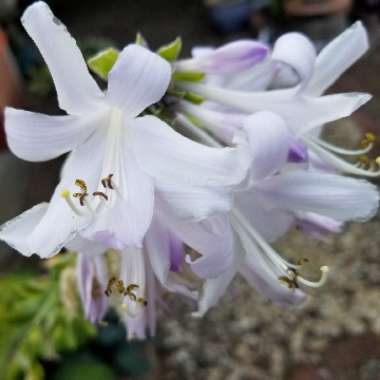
<box><xmin>1</xmin><ymin>1</ymin><xmax>379</xmax><ymax>339</ymax></box>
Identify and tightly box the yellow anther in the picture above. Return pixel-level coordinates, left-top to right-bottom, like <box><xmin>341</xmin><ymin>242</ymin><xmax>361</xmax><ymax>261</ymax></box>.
<box><xmin>358</xmin><ymin>155</ymin><xmax>370</xmax><ymax>165</ymax></box>
<box><xmin>365</xmin><ymin>133</ymin><xmax>376</xmax><ymax>143</ymax></box>
<box><xmin>296</xmin><ymin>258</ymin><xmax>309</xmax><ymax>266</ymax></box>
<box><xmin>279</xmin><ymin>275</ymin><xmax>299</xmax><ymax>289</ymax></box>
<box><xmin>375</xmin><ymin>157</ymin><xmax>380</xmax><ymax>166</ymax></box>
<box><xmin>61</xmin><ymin>189</ymin><xmax>71</xmax><ymax>198</ymax></box>
<box><xmin>75</xmin><ymin>179</ymin><xmax>88</xmax><ymax>193</ymax></box>
<box><xmin>101</xmin><ymin>174</ymin><xmax>114</xmax><ymax>190</ymax></box>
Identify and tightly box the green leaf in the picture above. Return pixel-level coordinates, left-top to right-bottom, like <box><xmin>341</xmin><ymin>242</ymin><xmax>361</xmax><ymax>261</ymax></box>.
<box><xmin>87</xmin><ymin>48</ymin><xmax>119</xmax><ymax>80</ymax></box>
<box><xmin>157</xmin><ymin>37</ymin><xmax>182</xmax><ymax>62</ymax></box>
<box><xmin>173</xmin><ymin>70</ymin><xmax>205</xmax><ymax>82</ymax></box>
<box><xmin>52</xmin><ymin>357</ymin><xmax>116</xmax><ymax>380</ymax></box>
<box><xmin>0</xmin><ymin>254</ymin><xmax>96</xmax><ymax>380</ymax></box>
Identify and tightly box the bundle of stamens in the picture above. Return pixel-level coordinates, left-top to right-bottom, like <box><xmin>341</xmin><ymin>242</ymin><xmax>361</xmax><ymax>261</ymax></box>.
<box><xmin>105</xmin><ymin>277</ymin><xmax>147</xmax><ymax>306</ymax></box>
<box><xmin>61</xmin><ymin>175</ymin><xmax>116</xmax><ymax>217</ymax></box>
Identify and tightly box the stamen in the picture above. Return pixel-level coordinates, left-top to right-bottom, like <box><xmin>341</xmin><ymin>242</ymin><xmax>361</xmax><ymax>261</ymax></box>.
<box><xmin>104</xmin><ymin>278</ymin><xmax>147</xmax><ymax>307</ymax></box>
<box><xmin>101</xmin><ymin>174</ymin><xmax>114</xmax><ymax>190</ymax></box>
<box><xmin>121</xmin><ymin>303</ymin><xmax>139</xmax><ymax>318</ymax></box>
<box><xmin>309</xmin><ymin>136</ymin><xmax>374</xmax><ymax>157</ymax></box>
<box><xmin>280</xmin><ymin>265</ymin><xmax>330</xmax><ymax>290</ymax></box>
<box><xmin>360</xmin><ymin>132</ymin><xmax>376</xmax><ymax>148</ymax></box>
<box><xmin>93</xmin><ymin>191</ymin><xmax>108</xmax><ymax>201</ymax></box>
<box><xmin>61</xmin><ymin>189</ymin><xmax>83</xmax><ymax>216</ymax></box>
<box><xmin>75</xmin><ymin>179</ymin><xmax>88</xmax><ymax>193</ymax></box>
<box><xmin>137</xmin><ymin>297</ymin><xmax>148</xmax><ymax>306</ymax></box>
<box><xmin>279</xmin><ymin>276</ymin><xmax>299</xmax><ymax>289</ymax></box>
<box><xmin>305</xmin><ymin>138</ymin><xmax>380</xmax><ymax>177</ymax></box>
<box><xmin>105</xmin><ymin>277</ymin><xmax>116</xmax><ymax>296</ymax></box>
<box><xmin>357</xmin><ymin>155</ymin><xmax>370</xmax><ymax>165</ymax></box>
<box><xmin>73</xmin><ymin>192</ymin><xmax>89</xmax><ymax>207</ymax></box>
<box><xmin>296</xmin><ymin>258</ymin><xmax>309</xmax><ymax>266</ymax></box>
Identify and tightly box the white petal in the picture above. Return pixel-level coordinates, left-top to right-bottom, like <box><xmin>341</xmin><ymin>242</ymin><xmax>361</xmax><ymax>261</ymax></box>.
<box><xmin>21</xmin><ymin>2</ymin><xmax>104</xmax><ymax>115</ymax></box>
<box><xmin>306</xmin><ymin>22</ymin><xmax>369</xmax><ymax>96</ymax></box>
<box><xmin>0</xmin><ymin>203</ymin><xmax>48</xmax><ymax>256</ymax></box>
<box><xmin>133</xmin><ymin>115</ymin><xmax>250</xmax><ymax>188</ymax></box>
<box><xmin>83</xmin><ymin>123</ymin><xmax>154</xmax><ymax>249</ymax></box>
<box><xmin>255</xmin><ymin>170</ymin><xmax>380</xmax><ymax>222</ymax></box>
<box><xmin>66</xmin><ymin>235</ymin><xmax>107</xmax><ymax>256</ymax></box>
<box><xmin>243</xmin><ymin>111</ymin><xmax>290</xmax><ymax>179</ymax></box>
<box><xmin>106</xmin><ymin>44</ymin><xmax>171</xmax><ymax>117</ymax></box>
<box><xmin>193</xmin><ymin>247</ymin><xmax>242</xmax><ymax>317</ymax></box>
<box><xmin>5</xmin><ymin>107</ymin><xmax>108</xmax><ymax>162</ymax></box>
<box><xmin>28</xmin><ymin>130</ymin><xmax>106</xmax><ymax>258</ymax></box>
<box><xmin>271</xmin><ymin>32</ymin><xmax>316</xmax><ymax>89</ymax></box>
<box><xmin>120</xmin><ymin>248</ymin><xmax>146</xmax><ymax>318</ymax></box>
<box><xmin>162</xmin><ymin>211</ymin><xmax>234</xmax><ymax>279</ymax></box>
<box><xmin>156</xmin><ymin>183</ymin><xmax>232</xmax><ymax>221</ymax></box>
<box><xmin>235</xmin><ymin>192</ymin><xmax>294</xmax><ymax>243</ymax></box>
<box><xmin>223</xmin><ymin>59</ymin><xmax>276</xmax><ymax>91</ymax></box>
<box><xmin>191</xmin><ymin>46</ymin><xmax>214</xmax><ymax>58</ymax></box>
<box><xmin>144</xmin><ymin>216</ymin><xmax>195</xmax><ymax>297</ymax></box>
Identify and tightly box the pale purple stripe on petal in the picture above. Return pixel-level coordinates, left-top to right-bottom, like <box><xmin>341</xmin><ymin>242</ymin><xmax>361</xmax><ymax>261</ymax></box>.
<box><xmin>169</xmin><ymin>232</ymin><xmax>184</xmax><ymax>272</ymax></box>
<box><xmin>288</xmin><ymin>138</ymin><xmax>309</xmax><ymax>163</ymax></box>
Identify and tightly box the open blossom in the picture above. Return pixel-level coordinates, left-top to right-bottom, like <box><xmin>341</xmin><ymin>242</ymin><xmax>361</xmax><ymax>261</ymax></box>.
<box><xmin>0</xmin><ymin>2</ymin><xmax>250</xmax><ymax>259</ymax></box>
<box><xmin>66</xmin><ymin>200</ymin><xmax>235</xmax><ymax>338</ymax></box>
<box><xmin>175</xmin><ymin>22</ymin><xmax>380</xmax><ymax>177</ymax></box>
<box><xmin>183</xmin><ymin>111</ymin><xmax>379</xmax><ymax>316</ymax></box>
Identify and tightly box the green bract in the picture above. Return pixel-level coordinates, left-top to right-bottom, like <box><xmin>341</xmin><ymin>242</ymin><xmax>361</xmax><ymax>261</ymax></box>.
<box><xmin>87</xmin><ymin>47</ymin><xmax>120</xmax><ymax>80</ymax></box>
<box><xmin>157</xmin><ymin>37</ymin><xmax>182</xmax><ymax>62</ymax></box>
<box><xmin>173</xmin><ymin>70</ymin><xmax>205</xmax><ymax>82</ymax></box>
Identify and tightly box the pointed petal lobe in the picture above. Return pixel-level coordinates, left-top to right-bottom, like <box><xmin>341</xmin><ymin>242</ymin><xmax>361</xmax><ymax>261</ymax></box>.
<box><xmin>21</xmin><ymin>2</ymin><xmax>104</xmax><ymax>115</ymax></box>
<box><xmin>106</xmin><ymin>44</ymin><xmax>171</xmax><ymax>117</ymax></box>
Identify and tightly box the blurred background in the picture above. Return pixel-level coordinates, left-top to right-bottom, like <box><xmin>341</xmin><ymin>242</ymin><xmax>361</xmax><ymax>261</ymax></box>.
<box><xmin>1</xmin><ymin>0</ymin><xmax>380</xmax><ymax>379</ymax></box>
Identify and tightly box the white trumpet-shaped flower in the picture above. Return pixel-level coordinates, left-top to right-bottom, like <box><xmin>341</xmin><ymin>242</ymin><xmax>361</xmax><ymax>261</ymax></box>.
<box><xmin>0</xmin><ymin>2</ymin><xmax>250</xmax><ymax>258</ymax></box>
<box><xmin>185</xmin><ymin>111</ymin><xmax>379</xmax><ymax>316</ymax></box>
<box><xmin>176</xmin><ymin>22</ymin><xmax>380</xmax><ymax>177</ymax></box>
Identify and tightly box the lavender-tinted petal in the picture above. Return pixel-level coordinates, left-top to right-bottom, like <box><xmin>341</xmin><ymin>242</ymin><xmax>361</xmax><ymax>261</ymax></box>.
<box><xmin>288</xmin><ymin>137</ymin><xmax>309</xmax><ymax>163</ymax></box>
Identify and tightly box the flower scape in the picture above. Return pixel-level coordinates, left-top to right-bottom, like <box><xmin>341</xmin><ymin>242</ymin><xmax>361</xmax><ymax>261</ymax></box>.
<box><xmin>1</xmin><ymin>0</ymin><xmax>379</xmax><ymax>346</ymax></box>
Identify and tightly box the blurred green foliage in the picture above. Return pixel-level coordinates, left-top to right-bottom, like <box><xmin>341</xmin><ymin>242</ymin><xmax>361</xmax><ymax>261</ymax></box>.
<box><xmin>0</xmin><ymin>254</ymin><xmax>96</xmax><ymax>380</ymax></box>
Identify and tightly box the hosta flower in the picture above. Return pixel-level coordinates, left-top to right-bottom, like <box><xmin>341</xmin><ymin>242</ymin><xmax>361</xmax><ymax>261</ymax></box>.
<box><xmin>66</xmin><ymin>201</ymin><xmax>234</xmax><ymax>338</ymax></box>
<box><xmin>175</xmin><ymin>22</ymin><xmax>380</xmax><ymax>177</ymax></box>
<box><xmin>0</xmin><ymin>2</ymin><xmax>249</xmax><ymax>258</ymax></box>
<box><xmin>189</xmin><ymin>111</ymin><xmax>379</xmax><ymax>316</ymax></box>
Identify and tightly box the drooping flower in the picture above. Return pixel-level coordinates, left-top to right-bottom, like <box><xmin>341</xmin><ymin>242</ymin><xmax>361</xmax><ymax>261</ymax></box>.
<box><xmin>66</xmin><ymin>200</ymin><xmax>235</xmax><ymax>338</ymax></box>
<box><xmin>0</xmin><ymin>2</ymin><xmax>250</xmax><ymax>258</ymax></box>
<box><xmin>185</xmin><ymin>111</ymin><xmax>379</xmax><ymax>315</ymax></box>
<box><xmin>175</xmin><ymin>22</ymin><xmax>380</xmax><ymax>177</ymax></box>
